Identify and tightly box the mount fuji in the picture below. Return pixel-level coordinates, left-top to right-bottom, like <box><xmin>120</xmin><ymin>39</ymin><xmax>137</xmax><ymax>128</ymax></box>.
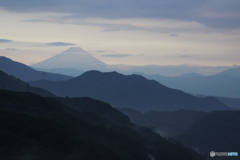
<box><xmin>31</xmin><ymin>47</ymin><xmax>106</xmax><ymax>71</ymax></box>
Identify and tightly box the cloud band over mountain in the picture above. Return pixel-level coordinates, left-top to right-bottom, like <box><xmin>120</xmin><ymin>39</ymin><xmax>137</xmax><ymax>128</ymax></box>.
<box><xmin>46</xmin><ymin>42</ymin><xmax>76</xmax><ymax>46</ymax></box>
<box><xmin>0</xmin><ymin>39</ymin><xmax>75</xmax><ymax>47</ymax></box>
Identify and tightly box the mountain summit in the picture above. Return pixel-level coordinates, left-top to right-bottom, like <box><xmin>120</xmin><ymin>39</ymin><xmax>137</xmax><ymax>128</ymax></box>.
<box><xmin>60</xmin><ymin>47</ymin><xmax>89</xmax><ymax>54</ymax></box>
<box><xmin>31</xmin><ymin>47</ymin><xmax>106</xmax><ymax>70</ymax></box>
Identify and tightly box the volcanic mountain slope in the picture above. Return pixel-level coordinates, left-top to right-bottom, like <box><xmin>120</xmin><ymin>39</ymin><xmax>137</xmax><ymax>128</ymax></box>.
<box><xmin>0</xmin><ymin>56</ymin><xmax>71</xmax><ymax>82</ymax></box>
<box><xmin>30</xmin><ymin>70</ymin><xmax>229</xmax><ymax>112</ymax></box>
<box><xmin>0</xmin><ymin>90</ymin><xmax>203</xmax><ymax>160</ymax></box>
<box><xmin>31</xmin><ymin>47</ymin><xmax>106</xmax><ymax>71</ymax></box>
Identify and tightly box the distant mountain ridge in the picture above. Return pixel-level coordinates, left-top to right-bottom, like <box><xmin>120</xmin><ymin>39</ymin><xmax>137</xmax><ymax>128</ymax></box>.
<box><xmin>139</xmin><ymin>73</ymin><xmax>240</xmax><ymax>98</ymax></box>
<box><xmin>217</xmin><ymin>66</ymin><xmax>240</xmax><ymax>78</ymax></box>
<box><xmin>0</xmin><ymin>70</ymin><xmax>54</xmax><ymax>97</ymax></box>
<box><xmin>31</xmin><ymin>47</ymin><xmax>106</xmax><ymax>71</ymax></box>
<box><xmin>30</xmin><ymin>70</ymin><xmax>229</xmax><ymax>112</ymax></box>
<box><xmin>216</xmin><ymin>97</ymin><xmax>240</xmax><ymax>109</ymax></box>
<box><xmin>179</xmin><ymin>72</ymin><xmax>203</xmax><ymax>77</ymax></box>
<box><xmin>0</xmin><ymin>56</ymin><xmax>71</xmax><ymax>82</ymax></box>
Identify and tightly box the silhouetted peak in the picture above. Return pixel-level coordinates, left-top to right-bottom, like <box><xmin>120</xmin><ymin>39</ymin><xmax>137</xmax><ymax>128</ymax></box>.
<box><xmin>31</xmin><ymin>47</ymin><xmax>106</xmax><ymax>70</ymax></box>
<box><xmin>76</xmin><ymin>71</ymin><xmax>154</xmax><ymax>83</ymax></box>
<box><xmin>76</xmin><ymin>70</ymin><xmax>122</xmax><ymax>79</ymax></box>
<box><xmin>79</xmin><ymin>70</ymin><xmax>102</xmax><ymax>76</ymax></box>
<box><xmin>130</xmin><ymin>74</ymin><xmax>147</xmax><ymax>80</ymax></box>
<box><xmin>82</xmin><ymin>70</ymin><xmax>120</xmax><ymax>76</ymax></box>
<box><xmin>217</xmin><ymin>66</ymin><xmax>240</xmax><ymax>78</ymax></box>
<box><xmin>0</xmin><ymin>56</ymin><xmax>8</xmax><ymax>59</ymax></box>
<box><xmin>0</xmin><ymin>56</ymin><xmax>13</xmax><ymax>62</ymax></box>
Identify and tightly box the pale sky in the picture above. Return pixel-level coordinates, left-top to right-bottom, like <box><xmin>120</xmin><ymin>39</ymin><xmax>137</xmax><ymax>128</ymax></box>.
<box><xmin>0</xmin><ymin>0</ymin><xmax>240</xmax><ymax>66</ymax></box>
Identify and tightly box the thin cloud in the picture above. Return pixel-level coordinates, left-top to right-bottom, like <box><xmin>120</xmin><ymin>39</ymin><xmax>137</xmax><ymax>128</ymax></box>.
<box><xmin>169</xmin><ymin>33</ymin><xmax>178</xmax><ymax>37</ymax></box>
<box><xmin>0</xmin><ymin>39</ymin><xmax>13</xmax><ymax>43</ymax></box>
<box><xmin>96</xmin><ymin>50</ymin><xmax>109</xmax><ymax>53</ymax></box>
<box><xmin>24</xmin><ymin>17</ymin><xmax>211</xmax><ymax>33</ymax></box>
<box><xmin>1</xmin><ymin>0</ymin><xmax>240</xmax><ymax>28</ymax></box>
<box><xmin>179</xmin><ymin>55</ymin><xmax>192</xmax><ymax>58</ymax></box>
<box><xmin>165</xmin><ymin>54</ymin><xmax>194</xmax><ymax>59</ymax></box>
<box><xmin>102</xmin><ymin>54</ymin><xmax>133</xmax><ymax>58</ymax></box>
<box><xmin>23</xmin><ymin>19</ymin><xmax>44</xmax><ymax>22</ymax></box>
<box><xmin>6</xmin><ymin>48</ymin><xmax>18</xmax><ymax>51</ymax></box>
<box><xmin>0</xmin><ymin>39</ymin><xmax>75</xmax><ymax>47</ymax></box>
<box><xmin>46</xmin><ymin>42</ymin><xmax>75</xmax><ymax>46</ymax></box>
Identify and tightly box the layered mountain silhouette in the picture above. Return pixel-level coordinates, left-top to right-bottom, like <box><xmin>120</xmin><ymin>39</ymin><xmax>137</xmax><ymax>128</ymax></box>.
<box><xmin>216</xmin><ymin>97</ymin><xmax>240</xmax><ymax>109</ymax></box>
<box><xmin>28</xmin><ymin>47</ymin><xmax>239</xmax><ymax>99</ymax></box>
<box><xmin>0</xmin><ymin>56</ymin><xmax>71</xmax><ymax>82</ymax></box>
<box><xmin>31</xmin><ymin>47</ymin><xmax>106</xmax><ymax>71</ymax></box>
<box><xmin>30</xmin><ymin>70</ymin><xmax>229</xmax><ymax>112</ymax></box>
<box><xmin>0</xmin><ymin>90</ymin><xmax>203</xmax><ymax>160</ymax></box>
<box><xmin>0</xmin><ymin>70</ymin><xmax>54</xmax><ymax>97</ymax></box>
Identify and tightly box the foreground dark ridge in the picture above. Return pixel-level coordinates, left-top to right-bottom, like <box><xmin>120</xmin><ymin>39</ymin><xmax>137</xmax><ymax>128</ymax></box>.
<box><xmin>119</xmin><ymin>108</ymin><xmax>207</xmax><ymax>137</ymax></box>
<box><xmin>0</xmin><ymin>90</ymin><xmax>203</xmax><ymax>160</ymax></box>
<box><xmin>176</xmin><ymin>110</ymin><xmax>240</xmax><ymax>159</ymax></box>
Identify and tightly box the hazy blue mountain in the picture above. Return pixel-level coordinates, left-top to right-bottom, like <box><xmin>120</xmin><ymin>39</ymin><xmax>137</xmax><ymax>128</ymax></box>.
<box><xmin>176</xmin><ymin>110</ymin><xmax>240</xmax><ymax>159</ymax></box>
<box><xmin>139</xmin><ymin>73</ymin><xmax>240</xmax><ymax>98</ymax></box>
<box><xmin>31</xmin><ymin>47</ymin><xmax>106</xmax><ymax>71</ymax></box>
<box><xmin>34</xmin><ymin>68</ymin><xmax>85</xmax><ymax>77</ymax></box>
<box><xmin>33</xmin><ymin>63</ymin><xmax>233</xmax><ymax>78</ymax></box>
<box><xmin>0</xmin><ymin>70</ymin><xmax>54</xmax><ymax>97</ymax></box>
<box><xmin>109</xmin><ymin>64</ymin><xmax>232</xmax><ymax>77</ymax></box>
<box><xmin>119</xmin><ymin>108</ymin><xmax>207</xmax><ymax>137</ymax></box>
<box><xmin>216</xmin><ymin>97</ymin><xmax>240</xmax><ymax>109</ymax></box>
<box><xmin>0</xmin><ymin>56</ymin><xmax>72</xmax><ymax>82</ymax></box>
<box><xmin>30</xmin><ymin>70</ymin><xmax>229</xmax><ymax>112</ymax></box>
<box><xmin>217</xmin><ymin>66</ymin><xmax>240</xmax><ymax>78</ymax></box>
<box><xmin>193</xmin><ymin>94</ymin><xmax>240</xmax><ymax>109</ymax></box>
<box><xmin>0</xmin><ymin>90</ymin><xmax>203</xmax><ymax>160</ymax></box>
<box><xmin>179</xmin><ymin>72</ymin><xmax>203</xmax><ymax>77</ymax></box>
